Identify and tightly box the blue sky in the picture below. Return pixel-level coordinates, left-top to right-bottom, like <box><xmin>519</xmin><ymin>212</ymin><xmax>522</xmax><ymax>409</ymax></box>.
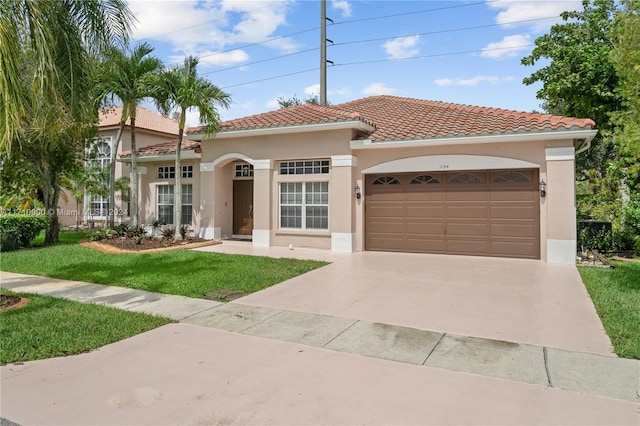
<box><xmin>128</xmin><ymin>0</ymin><xmax>583</xmax><ymax>126</ymax></box>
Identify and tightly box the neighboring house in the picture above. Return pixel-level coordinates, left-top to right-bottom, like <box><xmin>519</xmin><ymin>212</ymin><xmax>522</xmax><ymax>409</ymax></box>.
<box><xmin>121</xmin><ymin>95</ymin><xmax>596</xmax><ymax>264</ymax></box>
<box><xmin>58</xmin><ymin>106</ymin><xmax>179</xmax><ymax>227</ymax></box>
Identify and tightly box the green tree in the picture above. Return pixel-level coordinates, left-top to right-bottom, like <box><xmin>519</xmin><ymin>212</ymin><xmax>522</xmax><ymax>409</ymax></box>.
<box><xmin>611</xmin><ymin>0</ymin><xmax>640</xmax><ymax>192</ymax></box>
<box><xmin>96</xmin><ymin>43</ymin><xmax>163</xmax><ymax>227</ymax></box>
<box><xmin>0</xmin><ymin>0</ymin><xmax>133</xmax><ymax>154</ymax></box>
<box><xmin>277</xmin><ymin>94</ymin><xmax>328</xmax><ymax>108</ymax></box>
<box><xmin>150</xmin><ymin>56</ymin><xmax>231</xmax><ymax>238</ymax></box>
<box><xmin>521</xmin><ymin>0</ymin><xmax>623</xmax><ymax>221</ymax></box>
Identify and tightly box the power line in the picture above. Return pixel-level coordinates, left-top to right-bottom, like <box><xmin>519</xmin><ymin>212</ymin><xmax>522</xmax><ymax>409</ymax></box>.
<box><xmin>333</xmin><ymin>44</ymin><xmax>535</xmax><ymax>67</ymax></box>
<box><xmin>221</xmin><ymin>67</ymin><xmax>319</xmax><ymax>89</ymax></box>
<box><xmin>220</xmin><ymin>45</ymin><xmax>534</xmax><ymax>90</ymax></box>
<box><xmin>332</xmin><ymin>16</ymin><xmax>557</xmax><ymax>47</ymax></box>
<box><xmin>332</xmin><ymin>0</ymin><xmax>498</xmax><ymax>26</ymax></box>
<box><xmin>201</xmin><ymin>48</ymin><xmax>319</xmax><ymax>76</ymax></box>
<box><xmin>202</xmin><ymin>15</ymin><xmax>553</xmax><ymax>76</ymax></box>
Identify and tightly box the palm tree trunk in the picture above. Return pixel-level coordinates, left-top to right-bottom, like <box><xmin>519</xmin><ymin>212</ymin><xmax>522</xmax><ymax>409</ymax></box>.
<box><xmin>174</xmin><ymin>126</ymin><xmax>184</xmax><ymax>240</ymax></box>
<box><xmin>108</xmin><ymin>122</ymin><xmax>125</xmax><ymax>228</ymax></box>
<box><xmin>130</xmin><ymin>114</ymin><xmax>139</xmax><ymax>226</ymax></box>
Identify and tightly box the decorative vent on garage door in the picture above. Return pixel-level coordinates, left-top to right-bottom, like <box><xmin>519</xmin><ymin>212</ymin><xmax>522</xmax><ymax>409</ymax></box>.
<box><xmin>409</xmin><ymin>175</ymin><xmax>440</xmax><ymax>184</ymax></box>
<box><xmin>493</xmin><ymin>171</ymin><xmax>530</xmax><ymax>183</ymax></box>
<box><xmin>372</xmin><ymin>176</ymin><xmax>401</xmax><ymax>185</ymax></box>
<box><xmin>450</xmin><ymin>173</ymin><xmax>483</xmax><ymax>184</ymax></box>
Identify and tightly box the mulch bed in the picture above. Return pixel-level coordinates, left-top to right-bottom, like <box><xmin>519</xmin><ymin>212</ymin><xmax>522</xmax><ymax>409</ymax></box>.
<box><xmin>81</xmin><ymin>237</ymin><xmax>221</xmax><ymax>254</ymax></box>
<box><xmin>0</xmin><ymin>295</ymin><xmax>30</xmax><ymax>312</ymax></box>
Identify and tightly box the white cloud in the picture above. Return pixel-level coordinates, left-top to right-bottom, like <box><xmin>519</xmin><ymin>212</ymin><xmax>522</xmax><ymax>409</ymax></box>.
<box><xmin>362</xmin><ymin>83</ymin><xmax>396</xmax><ymax>96</ymax></box>
<box><xmin>184</xmin><ymin>108</ymin><xmax>201</xmax><ymax>127</ymax></box>
<box><xmin>481</xmin><ymin>34</ymin><xmax>531</xmax><ymax>59</ymax></box>
<box><xmin>382</xmin><ymin>35</ymin><xmax>420</xmax><ymax>60</ymax></box>
<box><xmin>129</xmin><ymin>0</ymin><xmax>298</xmax><ymax>67</ymax></box>
<box><xmin>304</xmin><ymin>84</ymin><xmax>320</xmax><ymax>96</ymax></box>
<box><xmin>266</xmin><ymin>97</ymin><xmax>281</xmax><ymax>109</ymax></box>
<box><xmin>332</xmin><ymin>0</ymin><xmax>352</xmax><ymax>17</ymax></box>
<box><xmin>434</xmin><ymin>75</ymin><xmax>514</xmax><ymax>87</ymax></box>
<box><xmin>169</xmin><ymin>49</ymin><xmax>250</xmax><ymax>67</ymax></box>
<box><xmin>487</xmin><ymin>1</ymin><xmax>583</xmax><ymax>32</ymax></box>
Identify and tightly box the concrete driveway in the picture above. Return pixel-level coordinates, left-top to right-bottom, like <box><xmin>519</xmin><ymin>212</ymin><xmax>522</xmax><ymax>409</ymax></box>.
<box><xmin>200</xmin><ymin>243</ymin><xmax>613</xmax><ymax>356</ymax></box>
<box><xmin>3</xmin><ymin>244</ymin><xmax>634</xmax><ymax>425</ymax></box>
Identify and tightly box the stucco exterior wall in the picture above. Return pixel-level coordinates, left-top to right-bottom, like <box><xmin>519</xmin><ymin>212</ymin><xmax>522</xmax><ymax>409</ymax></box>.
<box><xmin>188</xmin><ymin>131</ymin><xmax>581</xmax><ymax>261</ymax></box>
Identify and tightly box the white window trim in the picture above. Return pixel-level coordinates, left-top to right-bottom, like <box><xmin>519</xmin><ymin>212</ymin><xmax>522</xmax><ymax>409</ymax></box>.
<box><xmin>157</xmin><ymin>165</ymin><xmax>194</xmax><ymax>180</ymax></box>
<box><xmin>279</xmin><ymin>181</ymin><xmax>329</xmax><ymax>231</ymax></box>
<box><xmin>156</xmin><ymin>184</ymin><xmax>193</xmax><ymax>226</ymax></box>
<box><xmin>83</xmin><ymin>136</ymin><xmax>113</xmax><ymax>220</ymax></box>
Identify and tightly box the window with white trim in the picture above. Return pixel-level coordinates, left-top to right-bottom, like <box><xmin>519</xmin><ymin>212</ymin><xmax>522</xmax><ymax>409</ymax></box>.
<box><xmin>234</xmin><ymin>163</ymin><xmax>254</xmax><ymax>178</ymax></box>
<box><xmin>158</xmin><ymin>166</ymin><xmax>193</xmax><ymax>179</ymax></box>
<box><xmin>156</xmin><ymin>184</ymin><xmax>193</xmax><ymax>225</ymax></box>
<box><xmin>279</xmin><ymin>160</ymin><xmax>329</xmax><ymax>175</ymax></box>
<box><xmin>280</xmin><ymin>182</ymin><xmax>328</xmax><ymax>230</ymax></box>
<box><xmin>87</xmin><ymin>138</ymin><xmax>111</xmax><ymax>216</ymax></box>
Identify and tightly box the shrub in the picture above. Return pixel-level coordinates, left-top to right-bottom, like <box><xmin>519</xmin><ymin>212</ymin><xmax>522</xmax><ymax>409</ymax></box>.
<box><xmin>152</xmin><ymin>219</ymin><xmax>166</xmax><ymax>228</ymax></box>
<box><xmin>0</xmin><ymin>214</ymin><xmax>50</xmax><ymax>248</ymax></box>
<box><xmin>133</xmin><ymin>235</ymin><xmax>144</xmax><ymax>245</ymax></box>
<box><xmin>622</xmin><ymin>194</ymin><xmax>640</xmax><ymax>236</ymax></box>
<box><xmin>113</xmin><ymin>223</ymin><xmax>130</xmax><ymax>237</ymax></box>
<box><xmin>179</xmin><ymin>225</ymin><xmax>190</xmax><ymax>240</ymax></box>
<box><xmin>89</xmin><ymin>228</ymin><xmax>117</xmax><ymax>241</ymax></box>
<box><xmin>126</xmin><ymin>225</ymin><xmax>146</xmax><ymax>239</ymax></box>
<box><xmin>578</xmin><ymin>223</ymin><xmax>636</xmax><ymax>253</ymax></box>
<box><xmin>161</xmin><ymin>226</ymin><xmax>175</xmax><ymax>240</ymax></box>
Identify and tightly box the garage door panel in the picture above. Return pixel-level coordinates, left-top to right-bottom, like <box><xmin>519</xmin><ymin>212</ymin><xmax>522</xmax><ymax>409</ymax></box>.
<box><xmin>446</xmin><ymin>205</ymin><xmax>488</xmax><ymax>219</ymax></box>
<box><xmin>447</xmin><ymin>221</ymin><xmax>489</xmax><ymax>236</ymax></box>
<box><xmin>365</xmin><ymin>169</ymin><xmax>539</xmax><ymax>259</ymax></box>
<box><xmin>491</xmin><ymin>223</ymin><xmax>536</xmax><ymax>238</ymax></box>
<box><xmin>446</xmin><ymin>239</ymin><xmax>489</xmax><ymax>256</ymax></box>
<box><xmin>406</xmin><ymin>238</ymin><xmax>446</xmax><ymax>252</ymax></box>
<box><xmin>406</xmin><ymin>191</ymin><xmax>444</xmax><ymax>201</ymax></box>
<box><xmin>367</xmin><ymin>236</ymin><xmax>405</xmax><ymax>251</ymax></box>
<box><xmin>406</xmin><ymin>221</ymin><xmax>445</xmax><ymax>235</ymax></box>
<box><xmin>446</xmin><ymin>191</ymin><xmax>487</xmax><ymax>201</ymax></box>
<box><xmin>491</xmin><ymin>205</ymin><xmax>535</xmax><ymax>219</ymax></box>
<box><xmin>406</xmin><ymin>205</ymin><xmax>445</xmax><ymax>218</ymax></box>
<box><xmin>491</xmin><ymin>190</ymin><xmax>536</xmax><ymax>201</ymax></box>
<box><xmin>367</xmin><ymin>204</ymin><xmax>404</xmax><ymax>219</ymax></box>
<box><xmin>491</xmin><ymin>241</ymin><xmax>537</xmax><ymax>258</ymax></box>
<box><xmin>367</xmin><ymin>220</ymin><xmax>404</xmax><ymax>234</ymax></box>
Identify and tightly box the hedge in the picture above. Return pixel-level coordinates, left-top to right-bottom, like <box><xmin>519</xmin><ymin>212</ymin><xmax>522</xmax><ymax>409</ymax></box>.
<box><xmin>0</xmin><ymin>214</ymin><xmax>50</xmax><ymax>248</ymax></box>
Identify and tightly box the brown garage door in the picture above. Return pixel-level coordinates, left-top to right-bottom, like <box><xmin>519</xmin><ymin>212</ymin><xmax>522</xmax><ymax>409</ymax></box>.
<box><xmin>365</xmin><ymin>170</ymin><xmax>540</xmax><ymax>259</ymax></box>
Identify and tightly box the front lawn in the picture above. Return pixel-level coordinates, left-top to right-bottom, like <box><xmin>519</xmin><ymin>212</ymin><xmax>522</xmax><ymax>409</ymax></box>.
<box><xmin>0</xmin><ymin>288</ymin><xmax>171</xmax><ymax>364</ymax></box>
<box><xmin>0</xmin><ymin>231</ymin><xmax>328</xmax><ymax>300</ymax></box>
<box><xmin>579</xmin><ymin>261</ymin><xmax>640</xmax><ymax>359</ymax></box>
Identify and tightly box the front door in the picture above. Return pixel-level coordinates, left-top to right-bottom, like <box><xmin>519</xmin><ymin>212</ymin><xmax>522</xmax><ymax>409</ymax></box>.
<box><xmin>233</xmin><ymin>180</ymin><xmax>254</xmax><ymax>236</ymax></box>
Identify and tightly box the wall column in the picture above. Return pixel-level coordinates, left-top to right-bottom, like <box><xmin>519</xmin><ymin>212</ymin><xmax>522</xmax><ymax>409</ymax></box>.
<box><xmin>330</xmin><ymin>155</ymin><xmax>357</xmax><ymax>252</ymax></box>
<box><xmin>545</xmin><ymin>147</ymin><xmax>576</xmax><ymax>264</ymax></box>
<box><xmin>252</xmin><ymin>159</ymin><xmax>272</xmax><ymax>246</ymax></box>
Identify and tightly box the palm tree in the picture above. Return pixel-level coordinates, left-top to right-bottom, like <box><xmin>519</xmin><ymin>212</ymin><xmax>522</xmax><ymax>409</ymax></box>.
<box><xmin>96</xmin><ymin>43</ymin><xmax>163</xmax><ymax>227</ymax></box>
<box><xmin>0</xmin><ymin>0</ymin><xmax>133</xmax><ymax>154</ymax></box>
<box><xmin>151</xmin><ymin>56</ymin><xmax>231</xmax><ymax>238</ymax></box>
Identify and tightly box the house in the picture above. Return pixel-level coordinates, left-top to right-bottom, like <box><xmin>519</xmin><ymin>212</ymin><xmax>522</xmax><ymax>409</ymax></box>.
<box><xmin>58</xmin><ymin>106</ymin><xmax>179</xmax><ymax>227</ymax></box>
<box><xmin>120</xmin><ymin>96</ymin><xmax>596</xmax><ymax>264</ymax></box>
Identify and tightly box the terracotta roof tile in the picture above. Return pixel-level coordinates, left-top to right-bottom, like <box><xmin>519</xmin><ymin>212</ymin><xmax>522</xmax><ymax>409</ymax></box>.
<box><xmin>121</xmin><ymin>140</ymin><xmax>200</xmax><ymax>157</ymax></box>
<box><xmin>189</xmin><ymin>95</ymin><xmax>595</xmax><ymax>142</ymax></box>
<box><xmin>99</xmin><ymin>106</ymin><xmax>179</xmax><ymax>136</ymax></box>
<box><xmin>187</xmin><ymin>103</ymin><xmax>375</xmax><ymax>134</ymax></box>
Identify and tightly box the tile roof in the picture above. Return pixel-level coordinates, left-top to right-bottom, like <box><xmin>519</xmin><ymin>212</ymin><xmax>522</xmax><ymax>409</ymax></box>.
<box><xmin>188</xmin><ymin>95</ymin><xmax>595</xmax><ymax>142</ymax></box>
<box><xmin>99</xmin><ymin>106</ymin><xmax>179</xmax><ymax>136</ymax></box>
<box><xmin>121</xmin><ymin>140</ymin><xmax>201</xmax><ymax>157</ymax></box>
<box><xmin>187</xmin><ymin>103</ymin><xmax>373</xmax><ymax>134</ymax></box>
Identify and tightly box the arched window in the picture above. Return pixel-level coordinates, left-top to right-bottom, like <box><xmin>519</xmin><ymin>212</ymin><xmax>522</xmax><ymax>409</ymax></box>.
<box><xmin>450</xmin><ymin>173</ymin><xmax>483</xmax><ymax>184</ymax></box>
<box><xmin>410</xmin><ymin>175</ymin><xmax>440</xmax><ymax>184</ymax></box>
<box><xmin>493</xmin><ymin>171</ymin><xmax>530</xmax><ymax>183</ymax></box>
<box><xmin>372</xmin><ymin>176</ymin><xmax>401</xmax><ymax>185</ymax></box>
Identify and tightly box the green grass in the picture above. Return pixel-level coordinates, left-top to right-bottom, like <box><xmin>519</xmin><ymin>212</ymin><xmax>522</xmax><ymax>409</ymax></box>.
<box><xmin>0</xmin><ymin>231</ymin><xmax>328</xmax><ymax>300</ymax></box>
<box><xmin>0</xmin><ymin>288</ymin><xmax>171</xmax><ymax>364</ymax></box>
<box><xmin>579</xmin><ymin>261</ymin><xmax>640</xmax><ymax>359</ymax></box>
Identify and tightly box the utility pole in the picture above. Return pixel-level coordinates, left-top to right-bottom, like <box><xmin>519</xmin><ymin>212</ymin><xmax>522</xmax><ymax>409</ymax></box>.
<box><xmin>320</xmin><ymin>0</ymin><xmax>333</xmax><ymax>106</ymax></box>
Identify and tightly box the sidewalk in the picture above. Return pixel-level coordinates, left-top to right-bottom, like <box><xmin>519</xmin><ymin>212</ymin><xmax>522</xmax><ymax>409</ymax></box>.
<box><xmin>1</xmin><ymin>271</ymin><xmax>638</xmax><ymax>403</ymax></box>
